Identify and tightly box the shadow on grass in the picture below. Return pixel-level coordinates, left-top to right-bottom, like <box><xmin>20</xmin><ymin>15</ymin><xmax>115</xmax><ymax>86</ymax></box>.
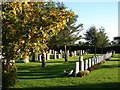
<box><xmin>17</xmin><ymin>61</ymin><xmax>75</xmax><ymax>79</ymax></box>
<box><xmin>5</xmin><ymin>82</ymin><xmax>120</xmax><ymax>90</ymax></box>
<box><xmin>97</xmin><ymin>64</ymin><xmax>120</xmax><ymax>69</ymax></box>
<box><xmin>108</xmin><ymin>60</ymin><xmax>120</xmax><ymax>61</ymax></box>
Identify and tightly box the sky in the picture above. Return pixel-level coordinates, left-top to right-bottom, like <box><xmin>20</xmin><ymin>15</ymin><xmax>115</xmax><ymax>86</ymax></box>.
<box><xmin>60</xmin><ymin>1</ymin><xmax>119</xmax><ymax>42</ymax></box>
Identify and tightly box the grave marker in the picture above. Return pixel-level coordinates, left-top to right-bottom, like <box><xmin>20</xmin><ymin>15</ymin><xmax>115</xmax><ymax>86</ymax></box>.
<box><xmin>75</xmin><ymin>62</ymin><xmax>79</xmax><ymax>75</ymax></box>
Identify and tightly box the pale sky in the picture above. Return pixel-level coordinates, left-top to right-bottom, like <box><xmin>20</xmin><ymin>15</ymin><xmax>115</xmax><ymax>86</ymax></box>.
<box><xmin>62</xmin><ymin>1</ymin><xmax>118</xmax><ymax>42</ymax></box>
<box><xmin>35</xmin><ymin>0</ymin><xmax>119</xmax><ymax>42</ymax></box>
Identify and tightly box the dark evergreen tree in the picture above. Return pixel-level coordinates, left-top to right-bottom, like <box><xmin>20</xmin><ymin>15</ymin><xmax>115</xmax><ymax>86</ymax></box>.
<box><xmin>48</xmin><ymin>14</ymin><xmax>83</xmax><ymax>61</ymax></box>
<box><xmin>84</xmin><ymin>26</ymin><xmax>109</xmax><ymax>54</ymax></box>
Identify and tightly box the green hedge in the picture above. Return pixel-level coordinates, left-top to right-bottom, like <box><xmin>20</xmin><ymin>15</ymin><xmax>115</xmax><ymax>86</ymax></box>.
<box><xmin>2</xmin><ymin>61</ymin><xmax>17</xmax><ymax>88</ymax></box>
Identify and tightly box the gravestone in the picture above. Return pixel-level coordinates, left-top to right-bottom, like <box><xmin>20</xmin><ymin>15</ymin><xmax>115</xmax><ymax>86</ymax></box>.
<box><xmin>91</xmin><ymin>58</ymin><xmax>94</xmax><ymax>66</ymax></box>
<box><xmin>67</xmin><ymin>50</ymin><xmax>70</xmax><ymax>57</ymax></box>
<box><xmin>96</xmin><ymin>56</ymin><xmax>99</xmax><ymax>64</ymax></box>
<box><xmin>49</xmin><ymin>50</ymin><xmax>52</xmax><ymax>54</ymax></box>
<box><xmin>88</xmin><ymin>58</ymin><xmax>91</xmax><ymax>68</ymax></box>
<box><xmin>58</xmin><ymin>54</ymin><xmax>61</xmax><ymax>59</ymax></box>
<box><xmin>46</xmin><ymin>53</ymin><xmax>50</xmax><ymax>60</ymax></box>
<box><xmin>54</xmin><ymin>51</ymin><xmax>57</xmax><ymax>59</ymax></box>
<box><xmin>35</xmin><ymin>53</ymin><xmax>38</xmax><ymax>61</ymax></box>
<box><xmin>80</xmin><ymin>60</ymin><xmax>84</xmax><ymax>71</ymax></box>
<box><xmin>82</xmin><ymin>50</ymin><xmax>85</xmax><ymax>55</ymax></box>
<box><xmin>60</xmin><ymin>50</ymin><xmax>63</xmax><ymax>58</ymax></box>
<box><xmin>75</xmin><ymin>62</ymin><xmax>79</xmax><ymax>76</ymax></box>
<box><xmin>74</xmin><ymin>51</ymin><xmax>77</xmax><ymax>56</ymax></box>
<box><xmin>38</xmin><ymin>54</ymin><xmax>42</xmax><ymax>61</ymax></box>
<box><xmin>85</xmin><ymin>59</ymin><xmax>88</xmax><ymax>70</ymax></box>
<box><xmin>79</xmin><ymin>56</ymin><xmax>83</xmax><ymax>61</ymax></box>
<box><xmin>80</xmin><ymin>50</ymin><xmax>83</xmax><ymax>56</ymax></box>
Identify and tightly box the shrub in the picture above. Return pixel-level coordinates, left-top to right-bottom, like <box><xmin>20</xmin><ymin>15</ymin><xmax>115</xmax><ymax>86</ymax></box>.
<box><xmin>2</xmin><ymin>60</ymin><xmax>17</xmax><ymax>88</ymax></box>
<box><xmin>77</xmin><ymin>70</ymin><xmax>90</xmax><ymax>77</ymax></box>
<box><xmin>88</xmin><ymin>64</ymin><xmax>99</xmax><ymax>72</ymax></box>
<box><xmin>100</xmin><ymin>60</ymin><xmax>106</xmax><ymax>64</ymax></box>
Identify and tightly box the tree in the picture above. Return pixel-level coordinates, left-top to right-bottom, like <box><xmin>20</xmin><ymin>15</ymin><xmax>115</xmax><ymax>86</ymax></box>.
<box><xmin>2</xmin><ymin>2</ymin><xmax>74</xmax><ymax>65</ymax></box>
<box><xmin>98</xmin><ymin>27</ymin><xmax>109</xmax><ymax>49</ymax></box>
<box><xmin>48</xmin><ymin>14</ymin><xmax>83</xmax><ymax>61</ymax></box>
<box><xmin>2</xmin><ymin>1</ymin><xmax>74</xmax><ymax>88</ymax></box>
<box><xmin>84</xmin><ymin>26</ymin><xmax>109</xmax><ymax>54</ymax></box>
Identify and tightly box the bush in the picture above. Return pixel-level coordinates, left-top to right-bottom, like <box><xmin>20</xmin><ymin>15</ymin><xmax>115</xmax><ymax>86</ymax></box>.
<box><xmin>88</xmin><ymin>64</ymin><xmax>99</xmax><ymax>72</ymax></box>
<box><xmin>77</xmin><ymin>70</ymin><xmax>90</xmax><ymax>77</ymax></box>
<box><xmin>2</xmin><ymin>60</ymin><xmax>17</xmax><ymax>88</ymax></box>
<box><xmin>99</xmin><ymin>60</ymin><xmax>106</xmax><ymax>64</ymax></box>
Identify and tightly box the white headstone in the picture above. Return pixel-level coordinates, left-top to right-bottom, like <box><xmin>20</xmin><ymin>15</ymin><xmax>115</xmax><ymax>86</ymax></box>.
<box><xmin>80</xmin><ymin>61</ymin><xmax>84</xmax><ymax>71</ymax></box>
<box><xmin>74</xmin><ymin>51</ymin><xmax>77</xmax><ymax>56</ymax></box>
<box><xmin>54</xmin><ymin>51</ymin><xmax>57</xmax><ymax>59</ymax></box>
<box><xmin>38</xmin><ymin>54</ymin><xmax>42</xmax><ymax>61</ymax></box>
<box><xmin>35</xmin><ymin>53</ymin><xmax>38</xmax><ymax>61</ymax></box>
<box><xmin>46</xmin><ymin>53</ymin><xmax>50</xmax><ymax>60</ymax></box>
<box><xmin>96</xmin><ymin>56</ymin><xmax>99</xmax><ymax>64</ymax></box>
<box><xmin>49</xmin><ymin>50</ymin><xmax>52</xmax><ymax>54</ymax></box>
<box><xmin>88</xmin><ymin>58</ymin><xmax>91</xmax><ymax>68</ymax></box>
<box><xmin>80</xmin><ymin>50</ymin><xmax>82</xmax><ymax>56</ymax></box>
<box><xmin>85</xmin><ymin>59</ymin><xmax>88</xmax><ymax>70</ymax></box>
<box><xmin>91</xmin><ymin>58</ymin><xmax>94</xmax><ymax>66</ymax></box>
<box><xmin>82</xmin><ymin>50</ymin><xmax>85</xmax><ymax>55</ymax></box>
<box><xmin>80</xmin><ymin>56</ymin><xmax>83</xmax><ymax>61</ymax></box>
<box><xmin>67</xmin><ymin>50</ymin><xmax>70</xmax><ymax>57</ymax></box>
<box><xmin>75</xmin><ymin>62</ymin><xmax>79</xmax><ymax>74</ymax></box>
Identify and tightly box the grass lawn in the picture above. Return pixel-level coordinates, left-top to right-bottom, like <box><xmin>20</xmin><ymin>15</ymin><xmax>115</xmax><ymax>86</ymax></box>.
<box><xmin>11</xmin><ymin>54</ymin><xmax>120</xmax><ymax>89</ymax></box>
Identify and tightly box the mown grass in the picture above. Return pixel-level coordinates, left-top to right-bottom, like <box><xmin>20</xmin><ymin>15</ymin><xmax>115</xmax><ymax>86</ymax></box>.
<box><xmin>11</xmin><ymin>54</ymin><xmax>120</xmax><ymax>89</ymax></box>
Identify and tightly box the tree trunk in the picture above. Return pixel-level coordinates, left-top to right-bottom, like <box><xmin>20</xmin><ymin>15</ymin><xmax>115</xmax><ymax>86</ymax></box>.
<box><xmin>64</xmin><ymin>45</ymin><xmax>68</xmax><ymax>62</ymax></box>
<box><xmin>101</xmin><ymin>48</ymin><xmax>103</xmax><ymax>54</ymax></box>
<box><xmin>69</xmin><ymin>47</ymin><xmax>72</xmax><ymax>57</ymax></box>
<box><xmin>41</xmin><ymin>52</ymin><xmax>46</xmax><ymax>68</ymax></box>
<box><xmin>32</xmin><ymin>54</ymin><xmax>35</xmax><ymax>62</ymax></box>
<box><xmin>94</xmin><ymin>47</ymin><xmax>96</xmax><ymax>56</ymax></box>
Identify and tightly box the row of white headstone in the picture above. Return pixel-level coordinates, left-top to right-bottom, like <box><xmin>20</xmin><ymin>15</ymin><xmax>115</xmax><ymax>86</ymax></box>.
<box><xmin>75</xmin><ymin>52</ymin><xmax>113</xmax><ymax>74</ymax></box>
<box><xmin>34</xmin><ymin>50</ymin><xmax>85</xmax><ymax>61</ymax></box>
